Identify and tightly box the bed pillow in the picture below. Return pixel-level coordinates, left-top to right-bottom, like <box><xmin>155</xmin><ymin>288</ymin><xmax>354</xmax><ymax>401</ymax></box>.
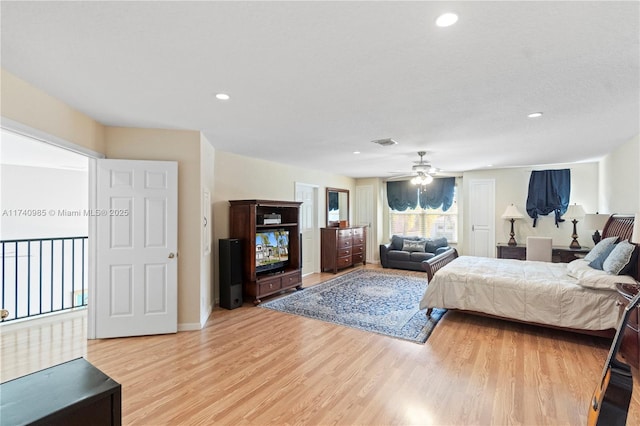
<box><xmin>588</xmin><ymin>244</ymin><xmax>617</xmax><ymax>270</ymax></box>
<box><xmin>603</xmin><ymin>240</ymin><xmax>637</xmax><ymax>275</ymax></box>
<box><xmin>583</xmin><ymin>236</ymin><xmax>619</xmax><ymax>262</ymax></box>
<box><xmin>402</xmin><ymin>239</ymin><xmax>426</xmax><ymax>252</ymax></box>
<box><xmin>574</xmin><ymin>267</ymin><xmax>638</xmax><ymax>290</ymax></box>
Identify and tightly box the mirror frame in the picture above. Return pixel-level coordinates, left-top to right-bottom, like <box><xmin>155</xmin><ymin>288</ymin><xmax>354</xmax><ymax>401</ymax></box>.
<box><xmin>326</xmin><ymin>187</ymin><xmax>349</xmax><ymax>227</ymax></box>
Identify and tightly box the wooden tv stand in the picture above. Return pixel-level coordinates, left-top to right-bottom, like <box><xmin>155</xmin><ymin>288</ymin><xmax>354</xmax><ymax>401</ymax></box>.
<box><xmin>229</xmin><ymin>199</ymin><xmax>303</xmax><ymax>304</ymax></box>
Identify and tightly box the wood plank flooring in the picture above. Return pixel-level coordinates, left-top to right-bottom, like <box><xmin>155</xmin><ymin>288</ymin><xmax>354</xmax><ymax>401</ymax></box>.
<box><xmin>3</xmin><ymin>265</ymin><xmax>640</xmax><ymax>425</ymax></box>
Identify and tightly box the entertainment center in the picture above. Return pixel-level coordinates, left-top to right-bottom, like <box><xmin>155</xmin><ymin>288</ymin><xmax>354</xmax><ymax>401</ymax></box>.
<box><xmin>229</xmin><ymin>199</ymin><xmax>302</xmax><ymax>304</ymax></box>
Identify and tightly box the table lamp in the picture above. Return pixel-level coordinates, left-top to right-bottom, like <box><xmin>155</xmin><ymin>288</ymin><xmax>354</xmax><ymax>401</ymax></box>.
<box><xmin>583</xmin><ymin>213</ymin><xmax>610</xmax><ymax>244</ymax></box>
<box><xmin>502</xmin><ymin>204</ymin><xmax>524</xmax><ymax>246</ymax></box>
<box><xmin>564</xmin><ymin>204</ymin><xmax>586</xmax><ymax>249</ymax></box>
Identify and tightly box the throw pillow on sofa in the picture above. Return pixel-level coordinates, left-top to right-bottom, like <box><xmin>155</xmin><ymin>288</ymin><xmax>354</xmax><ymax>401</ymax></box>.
<box><xmin>402</xmin><ymin>239</ymin><xmax>426</xmax><ymax>252</ymax></box>
<box><xmin>390</xmin><ymin>235</ymin><xmax>423</xmax><ymax>250</ymax></box>
<box><xmin>425</xmin><ymin>237</ymin><xmax>448</xmax><ymax>253</ymax></box>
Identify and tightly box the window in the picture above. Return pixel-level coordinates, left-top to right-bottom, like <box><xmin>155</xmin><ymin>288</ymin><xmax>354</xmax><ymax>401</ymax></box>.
<box><xmin>389</xmin><ymin>186</ymin><xmax>458</xmax><ymax>242</ymax></box>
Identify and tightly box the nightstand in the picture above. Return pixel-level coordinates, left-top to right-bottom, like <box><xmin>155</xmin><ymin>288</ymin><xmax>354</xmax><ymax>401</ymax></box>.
<box><xmin>616</xmin><ymin>282</ymin><xmax>640</xmax><ymax>370</ymax></box>
<box><xmin>496</xmin><ymin>243</ymin><xmax>590</xmax><ymax>263</ymax></box>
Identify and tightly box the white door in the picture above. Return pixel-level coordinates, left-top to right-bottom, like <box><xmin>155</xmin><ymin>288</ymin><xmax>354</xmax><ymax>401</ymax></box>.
<box><xmin>295</xmin><ymin>183</ymin><xmax>318</xmax><ymax>276</ymax></box>
<box><xmin>94</xmin><ymin>159</ymin><xmax>178</xmax><ymax>338</ymax></box>
<box><xmin>468</xmin><ymin>179</ymin><xmax>495</xmax><ymax>257</ymax></box>
<box><xmin>355</xmin><ymin>185</ymin><xmax>374</xmax><ymax>263</ymax></box>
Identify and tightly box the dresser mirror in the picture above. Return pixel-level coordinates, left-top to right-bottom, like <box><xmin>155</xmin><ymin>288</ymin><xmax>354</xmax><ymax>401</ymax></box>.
<box><xmin>326</xmin><ymin>187</ymin><xmax>349</xmax><ymax>227</ymax></box>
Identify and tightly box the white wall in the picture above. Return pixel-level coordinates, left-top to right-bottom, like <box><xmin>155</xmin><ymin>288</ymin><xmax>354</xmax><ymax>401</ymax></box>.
<box><xmin>200</xmin><ymin>134</ymin><xmax>215</xmax><ymax>325</ymax></box>
<box><xmin>600</xmin><ymin>134</ymin><xmax>640</xmax><ymax>214</ymax></box>
<box><xmin>1</xmin><ymin>165</ymin><xmax>88</xmax><ymax>240</ymax></box>
<box><xmin>462</xmin><ymin>162</ymin><xmax>599</xmax><ymax>254</ymax></box>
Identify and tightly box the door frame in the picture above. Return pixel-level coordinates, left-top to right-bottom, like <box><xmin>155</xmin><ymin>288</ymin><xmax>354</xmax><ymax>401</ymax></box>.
<box><xmin>1</xmin><ymin>117</ymin><xmax>104</xmax><ymax>338</ymax></box>
<box><xmin>294</xmin><ymin>182</ymin><xmax>319</xmax><ymax>275</ymax></box>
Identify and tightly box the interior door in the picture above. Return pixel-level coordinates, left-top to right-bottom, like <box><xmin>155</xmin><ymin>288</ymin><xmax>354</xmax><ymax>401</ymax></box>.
<box><xmin>295</xmin><ymin>183</ymin><xmax>318</xmax><ymax>275</ymax></box>
<box><xmin>468</xmin><ymin>179</ymin><xmax>495</xmax><ymax>257</ymax></box>
<box><xmin>355</xmin><ymin>185</ymin><xmax>374</xmax><ymax>263</ymax></box>
<box><xmin>94</xmin><ymin>159</ymin><xmax>178</xmax><ymax>338</ymax></box>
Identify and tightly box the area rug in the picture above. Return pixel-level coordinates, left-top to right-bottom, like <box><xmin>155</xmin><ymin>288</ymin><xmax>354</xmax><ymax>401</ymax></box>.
<box><xmin>259</xmin><ymin>269</ymin><xmax>446</xmax><ymax>344</ymax></box>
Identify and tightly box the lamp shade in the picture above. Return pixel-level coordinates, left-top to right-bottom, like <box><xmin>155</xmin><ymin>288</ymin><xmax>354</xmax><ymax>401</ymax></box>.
<box><xmin>584</xmin><ymin>213</ymin><xmax>610</xmax><ymax>230</ymax></box>
<box><xmin>564</xmin><ymin>204</ymin><xmax>586</xmax><ymax>220</ymax></box>
<box><xmin>501</xmin><ymin>204</ymin><xmax>524</xmax><ymax>219</ymax></box>
<box><xmin>632</xmin><ymin>212</ymin><xmax>640</xmax><ymax>244</ymax></box>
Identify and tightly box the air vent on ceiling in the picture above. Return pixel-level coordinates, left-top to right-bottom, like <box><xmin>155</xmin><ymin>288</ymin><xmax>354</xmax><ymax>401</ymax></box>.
<box><xmin>371</xmin><ymin>138</ymin><xmax>398</xmax><ymax>147</ymax></box>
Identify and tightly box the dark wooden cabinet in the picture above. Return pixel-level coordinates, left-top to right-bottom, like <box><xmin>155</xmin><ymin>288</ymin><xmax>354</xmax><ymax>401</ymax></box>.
<box><xmin>0</xmin><ymin>358</ymin><xmax>121</xmax><ymax>426</ymax></box>
<box><xmin>616</xmin><ymin>283</ymin><xmax>640</xmax><ymax>371</ymax></box>
<box><xmin>229</xmin><ymin>199</ymin><xmax>303</xmax><ymax>304</ymax></box>
<box><xmin>320</xmin><ymin>226</ymin><xmax>367</xmax><ymax>273</ymax></box>
<box><xmin>496</xmin><ymin>243</ymin><xmax>590</xmax><ymax>263</ymax></box>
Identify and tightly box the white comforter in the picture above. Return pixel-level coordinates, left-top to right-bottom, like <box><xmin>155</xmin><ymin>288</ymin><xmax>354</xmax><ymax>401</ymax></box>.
<box><xmin>419</xmin><ymin>256</ymin><xmax>623</xmax><ymax>331</ymax></box>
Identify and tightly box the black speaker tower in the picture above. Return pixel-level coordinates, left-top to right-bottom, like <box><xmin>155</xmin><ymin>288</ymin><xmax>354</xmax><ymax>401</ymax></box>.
<box><xmin>219</xmin><ymin>239</ymin><xmax>243</xmax><ymax>309</ymax></box>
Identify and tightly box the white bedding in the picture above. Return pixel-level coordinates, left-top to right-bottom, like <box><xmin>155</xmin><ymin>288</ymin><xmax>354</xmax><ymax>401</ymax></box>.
<box><xmin>419</xmin><ymin>256</ymin><xmax>632</xmax><ymax>331</ymax></box>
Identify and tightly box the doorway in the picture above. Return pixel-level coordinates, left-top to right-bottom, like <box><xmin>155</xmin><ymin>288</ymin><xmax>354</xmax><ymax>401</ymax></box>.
<box><xmin>295</xmin><ymin>182</ymin><xmax>319</xmax><ymax>276</ymax></box>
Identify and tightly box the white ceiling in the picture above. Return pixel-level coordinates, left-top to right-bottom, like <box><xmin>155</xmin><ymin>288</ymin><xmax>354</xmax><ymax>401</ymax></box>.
<box><xmin>1</xmin><ymin>1</ymin><xmax>638</xmax><ymax>178</ymax></box>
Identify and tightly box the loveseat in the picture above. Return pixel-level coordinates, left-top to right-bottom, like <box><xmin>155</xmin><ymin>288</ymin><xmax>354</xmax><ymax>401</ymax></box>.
<box><xmin>379</xmin><ymin>235</ymin><xmax>452</xmax><ymax>272</ymax></box>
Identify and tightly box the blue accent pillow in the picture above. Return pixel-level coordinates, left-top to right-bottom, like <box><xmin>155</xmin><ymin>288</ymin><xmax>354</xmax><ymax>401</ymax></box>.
<box><xmin>583</xmin><ymin>236</ymin><xmax>619</xmax><ymax>263</ymax></box>
<box><xmin>588</xmin><ymin>244</ymin><xmax>616</xmax><ymax>270</ymax></box>
<box><xmin>603</xmin><ymin>240</ymin><xmax>637</xmax><ymax>275</ymax></box>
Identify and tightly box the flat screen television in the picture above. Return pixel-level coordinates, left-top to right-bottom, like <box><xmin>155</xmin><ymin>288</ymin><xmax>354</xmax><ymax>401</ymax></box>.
<box><xmin>255</xmin><ymin>229</ymin><xmax>290</xmax><ymax>273</ymax></box>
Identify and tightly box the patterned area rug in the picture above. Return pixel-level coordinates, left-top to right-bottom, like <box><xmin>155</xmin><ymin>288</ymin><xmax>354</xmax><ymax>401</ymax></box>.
<box><xmin>259</xmin><ymin>269</ymin><xmax>446</xmax><ymax>344</ymax></box>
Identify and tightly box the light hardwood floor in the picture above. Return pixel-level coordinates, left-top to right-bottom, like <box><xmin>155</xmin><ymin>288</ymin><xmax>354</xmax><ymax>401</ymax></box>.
<box><xmin>2</xmin><ymin>265</ymin><xmax>640</xmax><ymax>425</ymax></box>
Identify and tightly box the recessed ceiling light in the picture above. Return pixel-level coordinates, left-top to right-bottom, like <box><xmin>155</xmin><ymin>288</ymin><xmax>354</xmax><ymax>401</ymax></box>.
<box><xmin>527</xmin><ymin>112</ymin><xmax>543</xmax><ymax>118</ymax></box>
<box><xmin>215</xmin><ymin>93</ymin><xmax>230</xmax><ymax>100</ymax></box>
<box><xmin>353</xmin><ymin>151</ymin><xmax>361</xmax><ymax>154</ymax></box>
<box><xmin>436</xmin><ymin>13</ymin><xmax>458</xmax><ymax>27</ymax></box>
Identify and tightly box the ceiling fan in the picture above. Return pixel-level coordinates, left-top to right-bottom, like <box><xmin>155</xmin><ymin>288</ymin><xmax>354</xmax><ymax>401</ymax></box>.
<box><xmin>389</xmin><ymin>151</ymin><xmax>439</xmax><ymax>185</ymax></box>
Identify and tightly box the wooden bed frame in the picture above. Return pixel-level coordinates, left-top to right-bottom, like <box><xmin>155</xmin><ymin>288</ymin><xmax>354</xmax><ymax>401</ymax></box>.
<box><xmin>422</xmin><ymin>214</ymin><xmax>639</xmax><ymax>338</ymax></box>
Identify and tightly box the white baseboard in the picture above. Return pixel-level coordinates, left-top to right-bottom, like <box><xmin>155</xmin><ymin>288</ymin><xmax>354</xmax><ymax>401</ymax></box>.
<box><xmin>177</xmin><ymin>322</ymin><xmax>202</xmax><ymax>332</ymax></box>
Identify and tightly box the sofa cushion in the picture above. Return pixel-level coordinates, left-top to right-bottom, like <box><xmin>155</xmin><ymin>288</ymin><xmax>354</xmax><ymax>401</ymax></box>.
<box><xmin>386</xmin><ymin>250</ymin><xmax>411</xmax><ymax>262</ymax></box>
<box><xmin>410</xmin><ymin>252</ymin><xmax>435</xmax><ymax>262</ymax></box>
<box><xmin>425</xmin><ymin>237</ymin><xmax>448</xmax><ymax>253</ymax></box>
<box><xmin>402</xmin><ymin>239</ymin><xmax>426</xmax><ymax>252</ymax></box>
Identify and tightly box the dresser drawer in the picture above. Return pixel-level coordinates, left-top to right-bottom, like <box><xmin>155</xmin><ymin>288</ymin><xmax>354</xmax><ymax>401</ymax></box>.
<box><xmin>338</xmin><ymin>247</ymin><xmax>352</xmax><ymax>257</ymax></box>
<box><xmin>337</xmin><ymin>256</ymin><xmax>353</xmax><ymax>268</ymax></box>
<box><xmin>338</xmin><ymin>229</ymin><xmax>353</xmax><ymax>238</ymax></box>
<box><xmin>350</xmin><ymin>245</ymin><xmax>363</xmax><ymax>255</ymax></box>
<box><xmin>338</xmin><ymin>238</ymin><xmax>352</xmax><ymax>249</ymax></box>
<box><xmin>497</xmin><ymin>246</ymin><xmax>524</xmax><ymax>260</ymax></box>
<box><xmin>259</xmin><ymin>277</ymin><xmax>281</xmax><ymax>294</ymax></box>
<box><xmin>282</xmin><ymin>270</ymin><xmax>302</xmax><ymax>288</ymax></box>
<box><xmin>352</xmin><ymin>227</ymin><xmax>364</xmax><ymax>237</ymax></box>
<box><xmin>352</xmin><ymin>253</ymin><xmax>364</xmax><ymax>264</ymax></box>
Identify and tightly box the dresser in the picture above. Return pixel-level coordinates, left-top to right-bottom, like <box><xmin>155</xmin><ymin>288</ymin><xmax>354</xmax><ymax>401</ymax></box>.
<box><xmin>321</xmin><ymin>226</ymin><xmax>367</xmax><ymax>273</ymax></box>
<box><xmin>496</xmin><ymin>243</ymin><xmax>590</xmax><ymax>263</ymax></box>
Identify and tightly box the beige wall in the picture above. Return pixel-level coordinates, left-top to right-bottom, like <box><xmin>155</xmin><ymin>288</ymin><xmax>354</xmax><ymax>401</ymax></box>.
<box><xmin>211</xmin><ymin>150</ymin><xmax>355</xmax><ymax>298</ymax></box>
<box><xmin>1</xmin><ymin>69</ymin><xmax>106</xmax><ymax>153</ymax></box>
<box><xmin>600</xmin><ymin>134</ymin><xmax>640</xmax><ymax>214</ymax></box>
<box><xmin>104</xmin><ymin>127</ymin><xmax>203</xmax><ymax>328</ymax></box>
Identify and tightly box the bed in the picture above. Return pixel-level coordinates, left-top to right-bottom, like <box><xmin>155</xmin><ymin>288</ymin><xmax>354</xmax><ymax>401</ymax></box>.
<box><xmin>420</xmin><ymin>214</ymin><xmax>639</xmax><ymax>336</ymax></box>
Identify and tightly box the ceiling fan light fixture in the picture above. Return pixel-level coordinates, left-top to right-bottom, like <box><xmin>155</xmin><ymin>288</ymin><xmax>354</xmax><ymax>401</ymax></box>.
<box><xmin>411</xmin><ymin>173</ymin><xmax>433</xmax><ymax>186</ymax></box>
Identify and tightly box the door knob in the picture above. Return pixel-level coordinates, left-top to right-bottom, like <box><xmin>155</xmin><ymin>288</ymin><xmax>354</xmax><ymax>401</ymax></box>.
<box><xmin>168</xmin><ymin>252</ymin><xmax>176</xmax><ymax>259</ymax></box>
